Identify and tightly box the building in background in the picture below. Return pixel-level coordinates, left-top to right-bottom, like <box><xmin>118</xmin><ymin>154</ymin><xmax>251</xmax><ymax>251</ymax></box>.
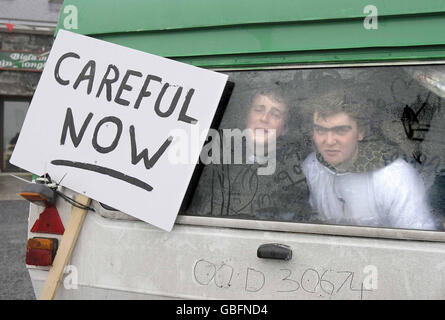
<box><xmin>0</xmin><ymin>0</ymin><xmax>62</xmax><ymax>172</ymax></box>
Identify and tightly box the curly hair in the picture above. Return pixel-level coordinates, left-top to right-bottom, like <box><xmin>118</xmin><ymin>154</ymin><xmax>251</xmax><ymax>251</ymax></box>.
<box><xmin>304</xmin><ymin>84</ymin><xmax>371</xmax><ymax>132</ymax></box>
<box><xmin>246</xmin><ymin>85</ymin><xmax>296</xmax><ymax>133</ymax></box>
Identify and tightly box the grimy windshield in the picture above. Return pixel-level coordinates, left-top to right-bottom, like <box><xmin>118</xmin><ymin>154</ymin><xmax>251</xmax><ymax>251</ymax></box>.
<box><xmin>183</xmin><ymin>65</ymin><xmax>445</xmax><ymax>232</ymax></box>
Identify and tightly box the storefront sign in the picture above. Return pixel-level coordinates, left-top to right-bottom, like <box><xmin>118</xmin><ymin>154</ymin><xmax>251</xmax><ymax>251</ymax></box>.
<box><xmin>0</xmin><ymin>51</ymin><xmax>48</xmax><ymax>71</ymax></box>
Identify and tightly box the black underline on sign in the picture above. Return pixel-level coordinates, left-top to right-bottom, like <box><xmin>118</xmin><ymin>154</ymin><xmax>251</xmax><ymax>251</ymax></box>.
<box><xmin>50</xmin><ymin>160</ymin><xmax>153</xmax><ymax>192</ymax></box>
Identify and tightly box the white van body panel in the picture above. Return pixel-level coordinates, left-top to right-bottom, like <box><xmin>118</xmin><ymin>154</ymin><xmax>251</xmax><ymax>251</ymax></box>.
<box><xmin>27</xmin><ymin>188</ymin><xmax>445</xmax><ymax>299</ymax></box>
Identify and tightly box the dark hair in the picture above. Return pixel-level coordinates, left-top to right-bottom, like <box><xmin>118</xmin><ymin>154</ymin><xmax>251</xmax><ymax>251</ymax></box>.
<box><xmin>304</xmin><ymin>85</ymin><xmax>370</xmax><ymax>131</ymax></box>
<box><xmin>246</xmin><ymin>85</ymin><xmax>295</xmax><ymax>133</ymax></box>
<box><xmin>248</xmin><ymin>86</ymin><xmax>292</xmax><ymax>111</ymax></box>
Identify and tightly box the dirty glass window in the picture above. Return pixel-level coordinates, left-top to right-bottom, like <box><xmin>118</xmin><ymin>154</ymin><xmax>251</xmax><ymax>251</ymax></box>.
<box><xmin>181</xmin><ymin>65</ymin><xmax>445</xmax><ymax>232</ymax></box>
<box><xmin>2</xmin><ymin>100</ymin><xmax>30</xmax><ymax>171</ymax></box>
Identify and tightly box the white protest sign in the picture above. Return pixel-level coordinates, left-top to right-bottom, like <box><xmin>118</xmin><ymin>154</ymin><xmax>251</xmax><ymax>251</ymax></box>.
<box><xmin>10</xmin><ymin>30</ymin><xmax>228</xmax><ymax>231</ymax></box>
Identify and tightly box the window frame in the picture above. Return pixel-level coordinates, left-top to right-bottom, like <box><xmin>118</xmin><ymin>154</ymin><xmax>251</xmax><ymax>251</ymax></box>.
<box><xmin>0</xmin><ymin>96</ymin><xmax>32</xmax><ymax>172</ymax></box>
<box><xmin>175</xmin><ymin>59</ymin><xmax>445</xmax><ymax>242</ymax></box>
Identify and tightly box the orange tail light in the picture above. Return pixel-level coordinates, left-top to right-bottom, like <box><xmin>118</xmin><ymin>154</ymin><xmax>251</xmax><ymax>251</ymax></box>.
<box><xmin>26</xmin><ymin>237</ymin><xmax>58</xmax><ymax>267</ymax></box>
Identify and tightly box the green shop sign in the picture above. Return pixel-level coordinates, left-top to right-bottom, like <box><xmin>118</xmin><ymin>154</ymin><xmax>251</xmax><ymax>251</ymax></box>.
<box><xmin>0</xmin><ymin>51</ymin><xmax>49</xmax><ymax>72</ymax></box>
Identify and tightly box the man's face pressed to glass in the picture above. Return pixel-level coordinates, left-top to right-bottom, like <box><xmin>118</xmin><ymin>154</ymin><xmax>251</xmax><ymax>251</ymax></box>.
<box><xmin>313</xmin><ymin>111</ymin><xmax>364</xmax><ymax>169</ymax></box>
<box><xmin>246</xmin><ymin>93</ymin><xmax>287</xmax><ymax>146</ymax></box>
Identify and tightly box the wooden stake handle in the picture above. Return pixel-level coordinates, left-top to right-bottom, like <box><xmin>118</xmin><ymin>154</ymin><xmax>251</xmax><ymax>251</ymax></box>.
<box><xmin>40</xmin><ymin>194</ymin><xmax>91</xmax><ymax>300</ymax></box>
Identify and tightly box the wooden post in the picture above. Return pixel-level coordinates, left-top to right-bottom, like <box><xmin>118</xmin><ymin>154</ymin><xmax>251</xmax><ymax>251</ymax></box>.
<box><xmin>39</xmin><ymin>194</ymin><xmax>91</xmax><ymax>300</ymax></box>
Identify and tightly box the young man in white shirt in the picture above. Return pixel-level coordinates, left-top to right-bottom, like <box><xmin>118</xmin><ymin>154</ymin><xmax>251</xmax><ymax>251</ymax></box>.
<box><xmin>302</xmin><ymin>88</ymin><xmax>437</xmax><ymax>230</ymax></box>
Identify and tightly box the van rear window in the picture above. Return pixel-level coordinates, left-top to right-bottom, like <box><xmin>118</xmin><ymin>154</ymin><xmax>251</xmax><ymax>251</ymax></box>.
<box><xmin>182</xmin><ymin>65</ymin><xmax>445</xmax><ymax>232</ymax></box>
